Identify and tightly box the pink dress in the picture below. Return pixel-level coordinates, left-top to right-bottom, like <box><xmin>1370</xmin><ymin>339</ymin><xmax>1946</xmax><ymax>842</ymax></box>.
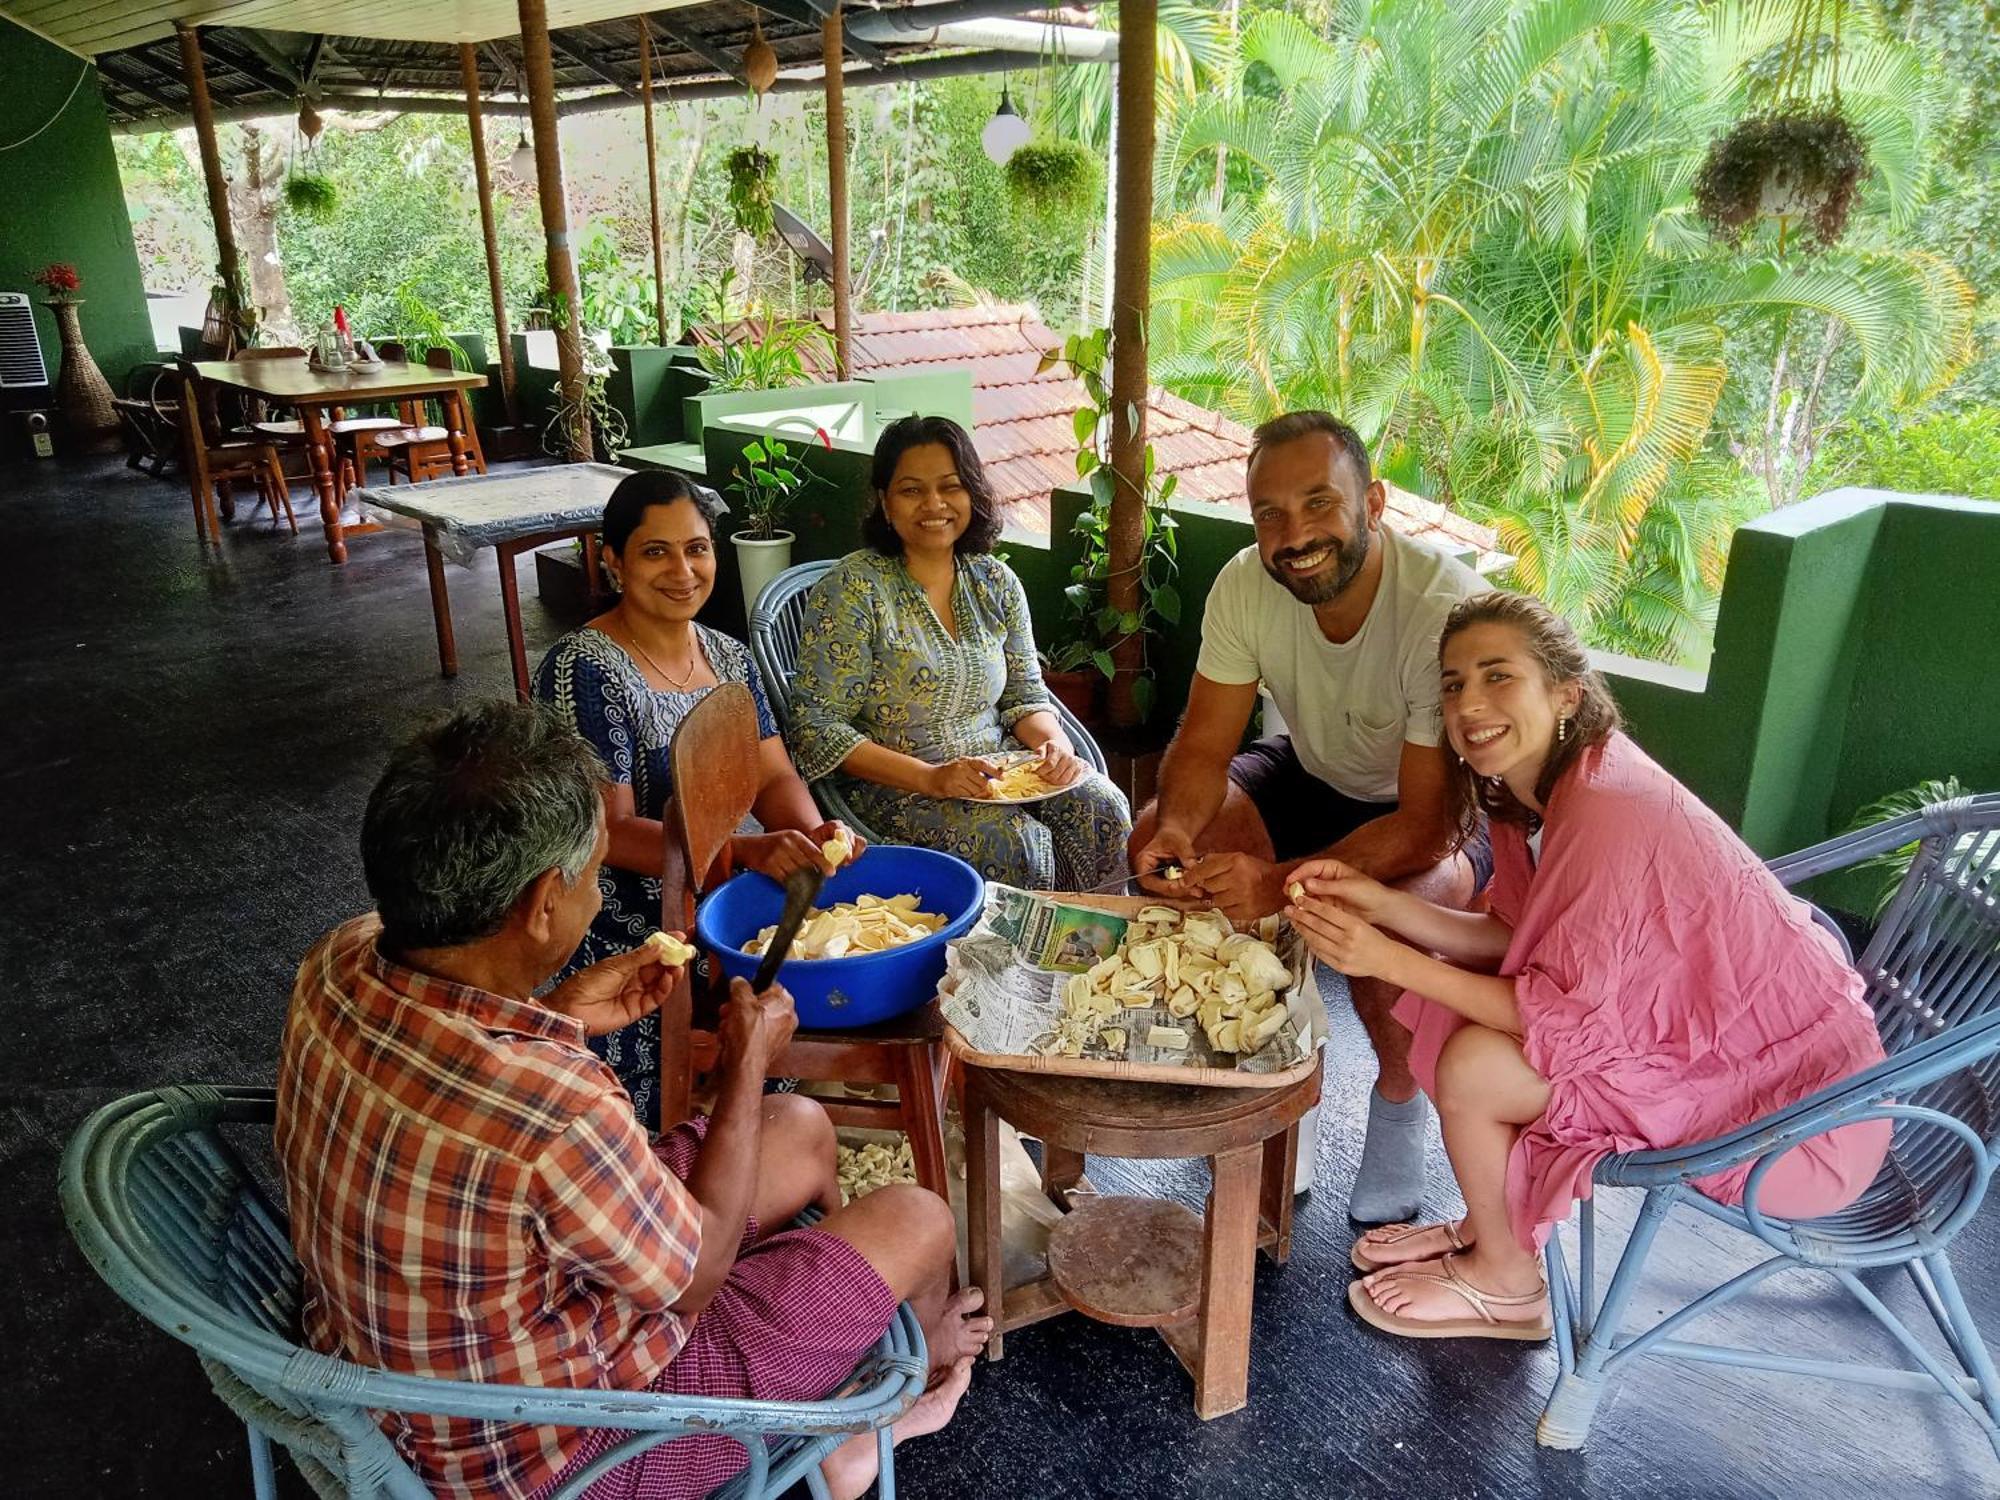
<box><xmin>1393</xmin><ymin>732</ymin><xmax>1891</xmax><ymax>1252</ymax></box>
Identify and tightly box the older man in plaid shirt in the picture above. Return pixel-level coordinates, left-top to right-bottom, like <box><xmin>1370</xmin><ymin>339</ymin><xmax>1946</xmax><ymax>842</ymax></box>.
<box><xmin>276</xmin><ymin>702</ymin><xmax>989</xmax><ymax>1500</ymax></box>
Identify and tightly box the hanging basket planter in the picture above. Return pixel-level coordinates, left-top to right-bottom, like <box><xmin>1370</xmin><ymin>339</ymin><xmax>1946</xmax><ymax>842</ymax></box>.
<box><xmin>282</xmin><ymin>169</ymin><xmax>339</xmax><ymax>223</ymax></box>
<box><xmin>1003</xmin><ymin>139</ymin><xmax>1102</xmax><ymax>234</ymax></box>
<box><xmin>743</xmin><ymin>19</ymin><xmax>779</xmax><ymax>95</ymax></box>
<box><xmin>725</xmin><ymin>145</ymin><xmax>778</xmax><ymax>238</ymax></box>
<box><xmin>1692</xmin><ymin>105</ymin><xmax>1868</xmax><ymax>250</ymax></box>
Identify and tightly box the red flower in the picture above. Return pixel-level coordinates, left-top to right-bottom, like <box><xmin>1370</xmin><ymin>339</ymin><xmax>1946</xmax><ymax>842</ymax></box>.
<box><xmin>814</xmin><ymin>425</ymin><xmax>833</xmax><ymax>449</ymax></box>
<box><xmin>32</xmin><ymin>263</ymin><xmax>82</xmax><ymax>295</ymax></box>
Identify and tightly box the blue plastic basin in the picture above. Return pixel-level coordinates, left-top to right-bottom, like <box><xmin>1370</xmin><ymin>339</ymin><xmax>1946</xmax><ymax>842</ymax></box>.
<box><xmin>694</xmin><ymin>845</ymin><xmax>986</xmax><ymax>1029</ymax></box>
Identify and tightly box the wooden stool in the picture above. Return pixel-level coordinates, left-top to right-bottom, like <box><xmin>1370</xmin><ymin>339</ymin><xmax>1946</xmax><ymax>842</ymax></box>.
<box><xmin>964</xmin><ymin>1062</ymin><xmax>1322</xmax><ymax>1419</ymax></box>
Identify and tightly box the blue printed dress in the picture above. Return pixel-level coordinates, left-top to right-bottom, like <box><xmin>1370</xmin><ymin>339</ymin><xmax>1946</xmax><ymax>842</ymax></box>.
<box><xmin>786</xmin><ymin>550</ymin><xmax>1130</xmax><ymax>890</ymax></box>
<box><xmin>536</xmin><ymin>623</ymin><xmax>777</xmax><ymax>1128</ymax></box>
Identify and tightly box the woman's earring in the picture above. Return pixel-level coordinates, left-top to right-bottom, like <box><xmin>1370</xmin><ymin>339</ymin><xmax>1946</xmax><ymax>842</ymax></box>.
<box><xmin>1557</xmin><ymin>715</ymin><xmax>1569</xmax><ymax>744</ymax></box>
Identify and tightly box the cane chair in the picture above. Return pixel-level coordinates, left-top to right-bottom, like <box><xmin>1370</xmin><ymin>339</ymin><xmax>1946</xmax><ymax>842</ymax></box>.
<box><xmin>748</xmin><ymin>560</ymin><xmax>1109</xmax><ymax>846</ymax></box>
<box><xmin>1539</xmin><ymin>793</ymin><xmax>2000</xmax><ymax>1461</ymax></box>
<box><xmin>61</xmin><ymin>1085</ymin><xmax>928</xmax><ymax>1500</ymax></box>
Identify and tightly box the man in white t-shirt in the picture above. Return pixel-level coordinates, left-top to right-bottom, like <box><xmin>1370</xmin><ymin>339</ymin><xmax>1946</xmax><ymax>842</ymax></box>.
<box><xmin>1130</xmin><ymin>411</ymin><xmax>1489</xmax><ymax>1224</ymax></box>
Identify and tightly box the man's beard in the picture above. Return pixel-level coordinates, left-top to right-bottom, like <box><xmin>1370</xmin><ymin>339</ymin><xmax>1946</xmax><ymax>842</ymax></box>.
<box><xmin>1263</xmin><ymin>525</ymin><xmax>1370</xmax><ymax>604</ymax></box>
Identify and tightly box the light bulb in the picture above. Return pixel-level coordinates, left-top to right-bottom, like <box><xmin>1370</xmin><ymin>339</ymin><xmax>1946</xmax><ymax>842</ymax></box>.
<box><xmin>982</xmin><ymin>87</ymin><xmax>1030</xmax><ymax>166</ymax></box>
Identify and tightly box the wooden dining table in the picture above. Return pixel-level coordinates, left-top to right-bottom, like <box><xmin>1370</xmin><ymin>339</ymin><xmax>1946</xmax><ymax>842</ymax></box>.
<box><xmin>190</xmin><ymin>356</ymin><xmax>488</xmax><ymax>564</ymax></box>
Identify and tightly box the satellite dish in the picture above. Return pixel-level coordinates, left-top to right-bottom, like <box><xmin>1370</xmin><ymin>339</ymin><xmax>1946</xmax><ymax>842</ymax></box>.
<box><xmin>773</xmin><ymin>203</ymin><xmax>834</xmax><ymax>285</ymax></box>
<box><xmin>773</xmin><ymin>203</ymin><xmax>890</xmax><ymax>299</ymax></box>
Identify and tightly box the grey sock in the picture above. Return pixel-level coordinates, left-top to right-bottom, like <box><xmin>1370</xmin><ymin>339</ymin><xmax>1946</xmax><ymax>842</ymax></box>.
<box><xmin>1349</xmin><ymin>1088</ymin><xmax>1430</xmax><ymax>1226</ymax></box>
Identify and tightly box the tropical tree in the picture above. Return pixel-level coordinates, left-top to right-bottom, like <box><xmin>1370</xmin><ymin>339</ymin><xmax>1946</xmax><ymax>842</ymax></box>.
<box><xmin>1149</xmin><ymin>0</ymin><xmax>1974</xmax><ymax>661</ymax></box>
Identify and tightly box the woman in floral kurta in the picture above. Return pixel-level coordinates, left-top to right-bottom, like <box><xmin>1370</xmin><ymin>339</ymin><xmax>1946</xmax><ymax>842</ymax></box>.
<box><xmin>788</xmin><ymin>416</ymin><xmax>1130</xmax><ymax>890</ymax></box>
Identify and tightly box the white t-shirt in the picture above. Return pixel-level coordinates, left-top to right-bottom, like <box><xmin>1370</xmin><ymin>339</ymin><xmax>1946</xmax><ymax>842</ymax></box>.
<box><xmin>1195</xmin><ymin>528</ymin><xmax>1486</xmax><ymax>802</ymax></box>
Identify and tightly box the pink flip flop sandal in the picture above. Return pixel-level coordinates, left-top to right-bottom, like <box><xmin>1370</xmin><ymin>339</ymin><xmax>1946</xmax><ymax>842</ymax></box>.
<box><xmin>1350</xmin><ymin>1219</ymin><xmax>1467</xmax><ymax>1274</ymax></box>
<box><xmin>1348</xmin><ymin>1253</ymin><xmax>1552</xmax><ymax>1342</ymax></box>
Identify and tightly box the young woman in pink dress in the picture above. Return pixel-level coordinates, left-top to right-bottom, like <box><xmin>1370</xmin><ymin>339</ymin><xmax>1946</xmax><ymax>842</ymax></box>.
<box><xmin>1286</xmin><ymin>591</ymin><xmax>1891</xmax><ymax>1341</ymax></box>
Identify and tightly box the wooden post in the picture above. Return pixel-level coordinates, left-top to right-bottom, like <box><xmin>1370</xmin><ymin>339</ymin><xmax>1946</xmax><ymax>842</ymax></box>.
<box><xmin>518</xmin><ymin>0</ymin><xmax>591</xmax><ymax>461</ymax></box>
<box><xmin>1106</xmin><ymin>0</ymin><xmax>1156</xmax><ymax>729</ymax></box>
<box><xmin>822</xmin><ymin>3</ymin><xmax>854</xmax><ymax>380</ymax></box>
<box><xmin>175</xmin><ymin>22</ymin><xmax>246</xmax><ymax>341</ymax></box>
<box><xmin>638</xmin><ymin>18</ymin><xmax>671</xmax><ymax>345</ymax></box>
<box><xmin>461</xmin><ymin>43</ymin><xmax>520</xmax><ymax>427</ymax></box>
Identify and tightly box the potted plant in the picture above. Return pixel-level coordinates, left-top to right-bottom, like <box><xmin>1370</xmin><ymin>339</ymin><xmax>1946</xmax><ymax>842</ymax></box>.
<box><xmin>725</xmin><ymin>146</ymin><xmax>778</xmax><ymax>239</ymax></box>
<box><xmin>1692</xmin><ymin>106</ymin><xmax>1868</xmax><ymax>250</ymax></box>
<box><xmin>30</xmin><ymin>262</ymin><xmax>118</xmax><ymax>452</ymax></box>
<box><xmin>727</xmin><ymin>434</ymin><xmax>817</xmax><ymax>612</ymax></box>
<box><xmin>1693</xmin><ymin>3</ymin><xmax>1868</xmax><ymax>251</ymax></box>
<box><xmin>1042</xmin><ymin>327</ymin><xmax>1182</xmax><ymax>727</ymax></box>
<box><xmin>1040</xmin><ymin>640</ymin><xmax>1106</xmax><ymax>722</ymax></box>
<box><xmin>1003</xmin><ymin>140</ymin><xmax>1102</xmax><ymax>235</ymax></box>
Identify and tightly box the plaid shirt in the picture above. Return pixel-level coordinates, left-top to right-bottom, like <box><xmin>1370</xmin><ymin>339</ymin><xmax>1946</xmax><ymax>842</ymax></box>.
<box><xmin>275</xmin><ymin>915</ymin><xmax>704</xmax><ymax>1499</ymax></box>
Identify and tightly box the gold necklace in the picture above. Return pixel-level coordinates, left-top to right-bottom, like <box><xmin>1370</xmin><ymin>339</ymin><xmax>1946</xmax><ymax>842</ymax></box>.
<box><xmin>615</xmin><ymin>619</ymin><xmax>702</xmax><ymax>691</ymax></box>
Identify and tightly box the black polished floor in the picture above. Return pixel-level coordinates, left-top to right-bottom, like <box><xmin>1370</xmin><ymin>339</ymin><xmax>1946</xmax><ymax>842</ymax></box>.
<box><xmin>4</xmin><ymin>455</ymin><xmax>1994</xmax><ymax>1499</ymax></box>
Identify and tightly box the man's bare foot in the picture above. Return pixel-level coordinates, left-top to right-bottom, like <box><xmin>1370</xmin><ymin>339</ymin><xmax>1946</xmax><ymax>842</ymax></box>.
<box><xmin>819</xmin><ymin>1357</ymin><xmax>975</xmax><ymax>1500</ymax></box>
<box><xmin>926</xmin><ymin>1287</ymin><xmax>994</xmax><ymax>1370</ymax></box>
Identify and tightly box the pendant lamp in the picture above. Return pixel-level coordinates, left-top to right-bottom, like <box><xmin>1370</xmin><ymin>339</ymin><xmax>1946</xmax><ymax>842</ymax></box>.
<box><xmin>981</xmin><ymin>83</ymin><xmax>1030</xmax><ymax>165</ymax></box>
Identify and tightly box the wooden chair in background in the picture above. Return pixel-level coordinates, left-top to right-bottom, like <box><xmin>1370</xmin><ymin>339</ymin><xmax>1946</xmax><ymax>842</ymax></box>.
<box><xmin>656</xmin><ymin>685</ymin><xmax>954</xmax><ymax>1202</ymax></box>
<box><xmin>175</xmin><ymin>369</ymin><xmax>294</xmax><ymax>545</ymax></box>
<box><xmin>373</xmin><ymin>346</ymin><xmax>487</xmax><ymax>485</ymax></box>
<box><xmin>233</xmin><ymin>346</ymin><xmax>317</xmax><ymax>498</ymax></box>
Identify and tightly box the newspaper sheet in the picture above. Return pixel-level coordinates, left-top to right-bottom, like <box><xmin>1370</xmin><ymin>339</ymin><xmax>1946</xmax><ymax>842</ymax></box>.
<box><xmin>939</xmin><ymin>885</ymin><xmax>1325</xmax><ymax>1078</ymax></box>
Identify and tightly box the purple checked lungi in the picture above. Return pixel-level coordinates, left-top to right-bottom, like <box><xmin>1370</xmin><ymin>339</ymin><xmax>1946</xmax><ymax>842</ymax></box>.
<box><xmin>532</xmin><ymin>1121</ymin><xmax>902</xmax><ymax>1500</ymax></box>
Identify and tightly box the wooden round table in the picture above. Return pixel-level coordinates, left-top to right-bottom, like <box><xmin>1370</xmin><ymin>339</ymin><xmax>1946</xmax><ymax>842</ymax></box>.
<box><xmin>963</xmin><ymin>1060</ymin><xmax>1323</xmax><ymax>1419</ymax></box>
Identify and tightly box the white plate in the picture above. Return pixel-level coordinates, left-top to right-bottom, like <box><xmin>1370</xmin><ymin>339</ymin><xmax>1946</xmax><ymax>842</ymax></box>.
<box><xmin>954</xmin><ymin>750</ymin><xmax>1077</xmax><ymax>805</ymax></box>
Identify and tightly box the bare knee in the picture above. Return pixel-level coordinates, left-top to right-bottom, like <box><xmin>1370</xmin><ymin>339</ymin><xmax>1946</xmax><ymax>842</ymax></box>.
<box><xmin>821</xmin><ymin>1182</ymin><xmax>956</xmax><ymax>1297</ymax></box>
<box><xmin>764</xmin><ymin>1091</ymin><xmax>837</xmax><ymax>1168</ymax></box>
<box><xmin>1434</xmin><ymin>1024</ymin><xmax>1545</xmax><ymax>1121</ymax></box>
<box><xmin>1390</xmin><ymin>850</ymin><xmax>1476</xmax><ymax>911</ymax></box>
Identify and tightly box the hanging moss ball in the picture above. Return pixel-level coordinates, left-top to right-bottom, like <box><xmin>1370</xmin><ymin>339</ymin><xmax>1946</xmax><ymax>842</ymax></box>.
<box><xmin>283</xmin><ymin>171</ymin><xmax>339</xmax><ymax>223</ymax></box>
<box><xmin>1003</xmin><ymin>140</ymin><xmax>1103</xmax><ymax>234</ymax></box>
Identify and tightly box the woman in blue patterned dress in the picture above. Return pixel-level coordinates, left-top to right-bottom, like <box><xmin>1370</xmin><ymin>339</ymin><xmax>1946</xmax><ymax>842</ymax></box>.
<box><xmin>536</xmin><ymin>470</ymin><xmax>859</xmax><ymax>1127</ymax></box>
<box><xmin>788</xmin><ymin>415</ymin><xmax>1131</xmax><ymax>890</ymax></box>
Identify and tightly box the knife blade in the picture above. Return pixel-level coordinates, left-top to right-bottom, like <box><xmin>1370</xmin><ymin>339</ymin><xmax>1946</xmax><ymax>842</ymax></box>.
<box><xmin>751</xmin><ymin>864</ymin><xmax>828</xmax><ymax>992</ymax></box>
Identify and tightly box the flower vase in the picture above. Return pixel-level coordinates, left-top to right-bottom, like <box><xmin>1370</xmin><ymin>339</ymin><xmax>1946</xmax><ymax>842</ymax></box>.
<box><xmin>733</xmin><ymin>530</ymin><xmax>795</xmax><ymax>616</ymax></box>
<box><xmin>46</xmin><ymin>299</ymin><xmax>119</xmax><ymax>453</ymax></box>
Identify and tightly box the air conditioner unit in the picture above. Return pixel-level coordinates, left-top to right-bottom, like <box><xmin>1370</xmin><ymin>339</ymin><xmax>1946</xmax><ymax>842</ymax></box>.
<box><xmin>0</xmin><ymin>292</ymin><xmax>52</xmax><ymax>390</ymax></box>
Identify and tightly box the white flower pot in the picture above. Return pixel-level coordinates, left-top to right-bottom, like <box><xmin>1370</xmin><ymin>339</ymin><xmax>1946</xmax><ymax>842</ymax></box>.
<box><xmin>733</xmin><ymin>530</ymin><xmax>795</xmax><ymax>615</ymax></box>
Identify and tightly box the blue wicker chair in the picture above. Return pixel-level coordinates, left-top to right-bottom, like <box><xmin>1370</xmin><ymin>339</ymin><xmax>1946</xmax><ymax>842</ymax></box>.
<box><xmin>1539</xmin><ymin>794</ymin><xmax>2000</xmax><ymax>1460</ymax></box>
<box><xmin>748</xmin><ymin>560</ymin><xmax>1109</xmax><ymax>845</ymax></box>
<box><xmin>61</xmin><ymin>1084</ymin><xmax>928</xmax><ymax>1499</ymax></box>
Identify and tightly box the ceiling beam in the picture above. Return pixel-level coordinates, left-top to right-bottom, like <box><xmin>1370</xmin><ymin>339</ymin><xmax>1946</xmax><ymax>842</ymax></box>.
<box><xmin>644</xmin><ymin>11</ymin><xmax>747</xmax><ymax>85</ymax></box>
<box><xmin>98</xmin><ymin>59</ymin><xmax>184</xmax><ymax>116</ymax></box>
<box><xmin>110</xmin><ymin>43</ymin><xmax>1101</xmax><ymax>133</ymax></box>
<box><xmin>549</xmin><ymin>32</ymin><xmax>640</xmax><ymax>97</ymax></box>
<box><xmin>301</xmin><ymin>34</ymin><xmax>329</xmax><ymax>90</ymax></box>
<box><xmin>203</xmin><ymin>33</ymin><xmax>303</xmax><ymax>100</ymax></box>
<box><xmin>230</xmin><ymin>28</ymin><xmax>309</xmax><ymax>86</ymax></box>
<box><xmin>748</xmin><ymin>0</ymin><xmax>886</xmax><ymax>67</ymax></box>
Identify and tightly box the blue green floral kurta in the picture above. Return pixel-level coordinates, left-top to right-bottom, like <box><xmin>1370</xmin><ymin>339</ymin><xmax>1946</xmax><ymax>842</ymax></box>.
<box><xmin>787</xmin><ymin>549</ymin><xmax>1130</xmax><ymax>890</ymax></box>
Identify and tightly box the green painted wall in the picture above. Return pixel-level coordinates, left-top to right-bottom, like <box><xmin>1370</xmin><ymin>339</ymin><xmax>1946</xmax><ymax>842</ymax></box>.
<box><xmin>1593</xmin><ymin>490</ymin><xmax>2000</xmax><ymax>875</ymax></box>
<box><xmin>0</xmin><ymin>17</ymin><xmax>155</xmax><ymax>388</ymax></box>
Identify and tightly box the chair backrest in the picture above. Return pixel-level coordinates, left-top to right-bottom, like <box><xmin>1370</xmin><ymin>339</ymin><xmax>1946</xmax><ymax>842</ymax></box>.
<box><xmin>1856</xmin><ymin>797</ymin><xmax>2000</xmax><ymax>1054</ymax></box>
<box><xmin>426</xmin><ymin>345</ymin><xmax>455</xmax><ymax>372</ymax></box>
<box><xmin>60</xmin><ymin>1085</ymin><xmax>426</xmax><ymax>1498</ymax></box>
<box><xmin>669</xmin><ymin>681</ymin><xmax>762</xmax><ymax>898</ymax></box>
<box><xmin>747</xmin><ymin>558</ymin><xmax>1110</xmax><ymax>775</ymax></box>
<box><xmin>1830</xmin><ymin>798</ymin><xmax>2000</xmax><ymax>1234</ymax></box>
